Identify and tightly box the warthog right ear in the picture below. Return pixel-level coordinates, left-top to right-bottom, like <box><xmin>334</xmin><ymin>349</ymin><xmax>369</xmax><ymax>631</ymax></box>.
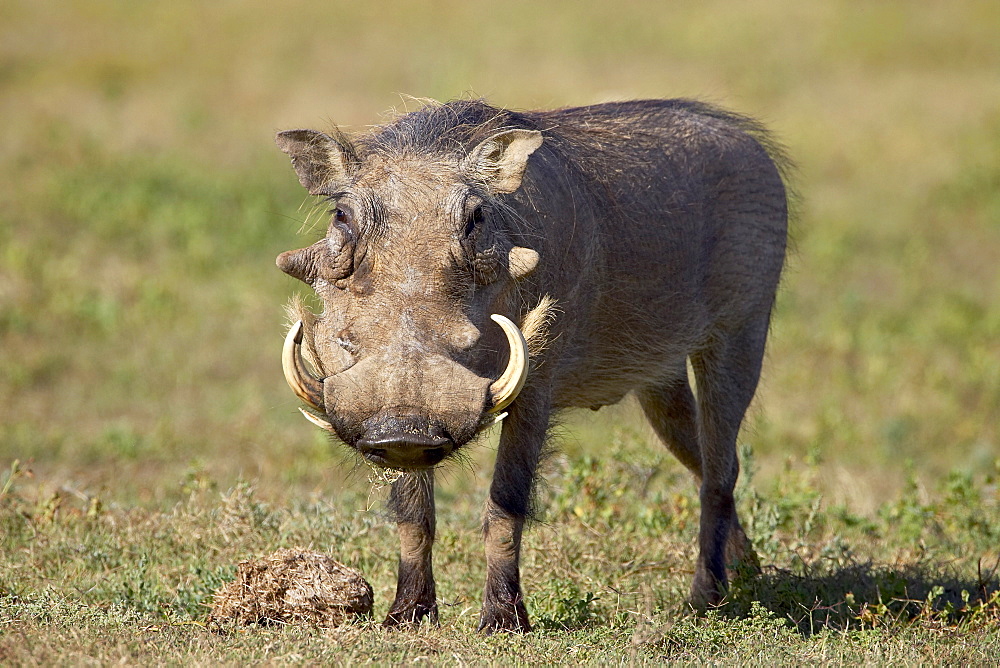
<box><xmin>275</xmin><ymin>129</ymin><xmax>355</xmax><ymax>195</ymax></box>
<box><xmin>464</xmin><ymin>129</ymin><xmax>543</xmax><ymax>194</ymax></box>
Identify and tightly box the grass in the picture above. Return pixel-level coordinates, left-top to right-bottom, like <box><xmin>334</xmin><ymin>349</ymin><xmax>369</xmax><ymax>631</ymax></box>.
<box><xmin>2</xmin><ymin>0</ymin><xmax>1000</xmax><ymax>663</ymax></box>
<box><xmin>1</xmin><ymin>437</ymin><xmax>998</xmax><ymax>663</ymax></box>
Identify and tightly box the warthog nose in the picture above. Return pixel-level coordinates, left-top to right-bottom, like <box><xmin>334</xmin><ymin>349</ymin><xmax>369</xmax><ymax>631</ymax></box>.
<box><xmin>357</xmin><ymin>419</ymin><xmax>453</xmax><ymax>469</ymax></box>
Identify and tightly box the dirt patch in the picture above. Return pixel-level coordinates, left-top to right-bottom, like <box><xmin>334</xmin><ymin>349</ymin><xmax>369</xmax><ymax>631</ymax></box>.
<box><xmin>208</xmin><ymin>547</ymin><xmax>373</xmax><ymax>628</ymax></box>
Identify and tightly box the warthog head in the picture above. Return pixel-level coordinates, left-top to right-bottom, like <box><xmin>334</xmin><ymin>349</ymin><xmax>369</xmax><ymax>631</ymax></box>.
<box><xmin>275</xmin><ymin>120</ymin><xmax>544</xmax><ymax>469</ymax></box>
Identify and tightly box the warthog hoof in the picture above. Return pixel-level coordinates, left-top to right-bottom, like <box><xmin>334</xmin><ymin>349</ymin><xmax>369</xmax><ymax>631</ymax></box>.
<box><xmin>689</xmin><ymin>567</ymin><xmax>727</xmax><ymax>612</ymax></box>
<box><xmin>382</xmin><ymin>599</ymin><xmax>438</xmax><ymax>628</ymax></box>
<box><xmin>478</xmin><ymin>598</ymin><xmax>531</xmax><ymax>634</ymax></box>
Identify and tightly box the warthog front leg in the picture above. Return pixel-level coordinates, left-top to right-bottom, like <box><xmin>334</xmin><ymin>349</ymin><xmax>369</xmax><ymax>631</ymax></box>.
<box><xmin>478</xmin><ymin>398</ymin><xmax>549</xmax><ymax>633</ymax></box>
<box><xmin>480</xmin><ymin>500</ymin><xmax>530</xmax><ymax>633</ymax></box>
<box><xmin>384</xmin><ymin>470</ymin><xmax>438</xmax><ymax>626</ymax></box>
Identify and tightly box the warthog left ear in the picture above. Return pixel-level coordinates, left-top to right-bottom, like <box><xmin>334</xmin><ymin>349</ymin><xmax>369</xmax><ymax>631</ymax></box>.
<box><xmin>275</xmin><ymin>129</ymin><xmax>355</xmax><ymax>196</ymax></box>
<box><xmin>464</xmin><ymin>129</ymin><xmax>543</xmax><ymax>194</ymax></box>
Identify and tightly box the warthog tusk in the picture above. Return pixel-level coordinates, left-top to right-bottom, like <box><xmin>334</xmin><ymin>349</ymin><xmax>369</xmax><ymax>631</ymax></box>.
<box><xmin>477</xmin><ymin>411</ymin><xmax>508</xmax><ymax>432</ymax></box>
<box><xmin>282</xmin><ymin>320</ymin><xmax>325</xmax><ymax>411</ymax></box>
<box><xmin>487</xmin><ymin>314</ymin><xmax>529</xmax><ymax>414</ymax></box>
<box><xmin>299</xmin><ymin>407</ymin><xmax>334</xmax><ymax>432</ymax></box>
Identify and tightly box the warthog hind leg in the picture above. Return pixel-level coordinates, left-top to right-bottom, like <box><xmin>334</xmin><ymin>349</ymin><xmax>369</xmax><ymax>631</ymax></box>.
<box><xmin>638</xmin><ymin>355</ymin><xmax>763</xmax><ymax>608</ymax></box>
<box><xmin>686</xmin><ymin>319</ymin><xmax>770</xmax><ymax>609</ymax></box>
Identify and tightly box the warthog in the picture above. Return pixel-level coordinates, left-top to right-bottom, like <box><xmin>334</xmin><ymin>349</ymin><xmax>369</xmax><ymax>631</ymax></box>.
<box><xmin>275</xmin><ymin>98</ymin><xmax>789</xmax><ymax>632</ymax></box>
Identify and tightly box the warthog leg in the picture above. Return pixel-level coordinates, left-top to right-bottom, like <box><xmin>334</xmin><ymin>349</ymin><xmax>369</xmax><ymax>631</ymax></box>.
<box><xmin>384</xmin><ymin>470</ymin><xmax>438</xmax><ymax>627</ymax></box>
<box><xmin>682</xmin><ymin>318</ymin><xmax>771</xmax><ymax>609</ymax></box>
<box><xmin>637</xmin><ymin>375</ymin><xmax>761</xmax><ymax>586</ymax></box>
<box><xmin>478</xmin><ymin>392</ymin><xmax>550</xmax><ymax>633</ymax></box>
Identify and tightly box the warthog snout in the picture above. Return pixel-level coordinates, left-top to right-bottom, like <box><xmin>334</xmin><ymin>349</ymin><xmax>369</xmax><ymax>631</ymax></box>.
<box><xmin>356</xmin><ymin>415</ymin><xmax>453</xmax><ymax>468</ymax></box>
<box><xmin>281</xmin><ymin>314</ymin><xmax>530</xmax><ymax>466</ymax></box>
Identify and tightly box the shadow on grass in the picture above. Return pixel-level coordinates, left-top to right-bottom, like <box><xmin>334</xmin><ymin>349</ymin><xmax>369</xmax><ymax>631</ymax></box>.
<box><xmin>722</xmin><ymin>557</ymin><xmax>1000</xmax><ymax>635</ymax></box>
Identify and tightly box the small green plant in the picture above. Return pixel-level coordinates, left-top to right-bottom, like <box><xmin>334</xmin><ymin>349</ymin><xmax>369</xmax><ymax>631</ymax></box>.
<box><xmin>535</xmin><ymin>579</ymin><xmax>602</xmax><ymax>630</ymax></box>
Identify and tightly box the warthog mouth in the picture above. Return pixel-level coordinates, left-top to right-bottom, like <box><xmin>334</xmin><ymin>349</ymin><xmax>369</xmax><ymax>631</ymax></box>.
<box><xmin>357</xmin><ymin>440</ymin><xmax>452</xmax><ymax>469</ymax></box>
<box><xmin>355</xmin><ymin>416</ymin><xmax>455</xmax><ymax>469</ymax></box>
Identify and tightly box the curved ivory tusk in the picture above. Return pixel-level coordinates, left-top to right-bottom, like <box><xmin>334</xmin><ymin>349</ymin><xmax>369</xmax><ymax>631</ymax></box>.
<box><xmin>487</xmin><ymin>314</ymin><xmax>529</xmax><ymax>413</ymax></box>
<box><xmin>282</xmin><ymin>320</ymin><xmax>325</xmax><ymax>410</ymax></box>
<box><xmin>299</xmin><ymin>407</ymin><xmax>334</xmax><ymax>432</ymax></box>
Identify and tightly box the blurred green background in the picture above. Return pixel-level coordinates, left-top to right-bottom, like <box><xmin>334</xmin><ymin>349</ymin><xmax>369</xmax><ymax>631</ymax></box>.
<box><xmin>2</xmin><ymin>0</ymin><xmax>998</xmax><ymax>511</ymax></box>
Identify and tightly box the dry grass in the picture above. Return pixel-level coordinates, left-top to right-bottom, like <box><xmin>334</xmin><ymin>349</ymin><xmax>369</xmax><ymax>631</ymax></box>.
<box><xmin>207</xmin><ymin>548</ymin><xmax>372</xmax><ymax>628</ymax></box>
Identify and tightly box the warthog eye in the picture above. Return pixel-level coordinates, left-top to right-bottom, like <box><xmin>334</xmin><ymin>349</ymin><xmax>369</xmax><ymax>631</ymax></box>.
<box><xmin>333</xmin><ymin>206</ymin><xmax>353</xmax><ymax>227</ymax></box>
<box><xmin>464</xmin><ymin>206</ymin><xmax>484</xmax><ymax>238</ymax></box>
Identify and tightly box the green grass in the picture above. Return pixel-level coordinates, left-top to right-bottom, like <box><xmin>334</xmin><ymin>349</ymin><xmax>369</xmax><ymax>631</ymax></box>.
<box><xmin>2</xmin><ymin>0</ymin><xmax>999</xmax><ymax>663</ymax></box>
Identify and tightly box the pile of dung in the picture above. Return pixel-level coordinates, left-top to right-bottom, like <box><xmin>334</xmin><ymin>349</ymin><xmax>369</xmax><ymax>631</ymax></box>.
<box><xmin>208</xmin><ymin>547</ymin><xmax>373</xmax><ymax>628</ymax></box>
